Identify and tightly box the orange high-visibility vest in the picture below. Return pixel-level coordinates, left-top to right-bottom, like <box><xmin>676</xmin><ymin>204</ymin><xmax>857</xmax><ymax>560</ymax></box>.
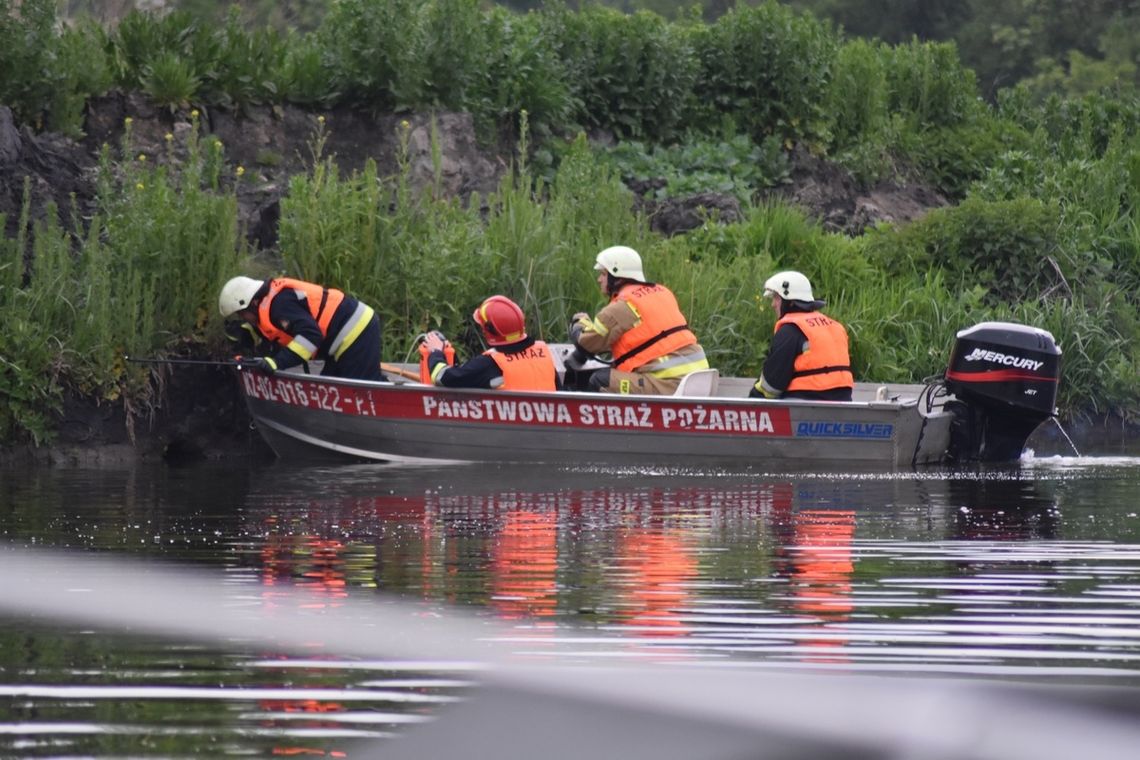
<box><xmin>256</xmin><ymin>278</ymin><xmax>345</xmax><ymax>348</ymax></box>
<box><xmin>775</xmin><ymin>311</ymin><xmax>854</xmax><ymax>393</ymax></box>
<box><xmin>610</xmin><ymin>283</ymin><xmax>697</xmax><ymax>372</ymax></box>
<box><xmin>484</xmin><ymin>341</ymin><xmax>557</xmax><ymax>391</ymax></box>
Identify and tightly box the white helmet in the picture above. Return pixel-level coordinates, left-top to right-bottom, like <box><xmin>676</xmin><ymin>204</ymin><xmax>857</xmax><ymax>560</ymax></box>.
<box><xmin>595</xmin><ymin>245</ymin><xmax>646</xmax><ymax>283</ymax></box>
<box><xmin>218</xmin><ymin>276</ymin><xmax>264</xmax><ymax>317</ymax></box>
<box><xmin>763</xmin><ymin>271</ymin><xmax>815</xmax><ymax>302</ymax></box>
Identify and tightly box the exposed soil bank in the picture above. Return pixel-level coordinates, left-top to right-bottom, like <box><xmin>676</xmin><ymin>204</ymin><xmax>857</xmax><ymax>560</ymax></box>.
<box><xmin>1</xmin><ymin>365</ymin><xmax>272</xmax><ymax>467</ymax></box>
<box><xmin>3</xmin><ymin>93</ymin><xmax>948</xmax><ymax>255</ymax></box>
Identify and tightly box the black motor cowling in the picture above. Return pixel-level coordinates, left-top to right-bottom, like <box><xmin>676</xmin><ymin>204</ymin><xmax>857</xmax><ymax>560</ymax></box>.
<box><xmin>943</xmin><ymin>321</ymin><xmax>1062</xmax><ymax>463</ymax></box>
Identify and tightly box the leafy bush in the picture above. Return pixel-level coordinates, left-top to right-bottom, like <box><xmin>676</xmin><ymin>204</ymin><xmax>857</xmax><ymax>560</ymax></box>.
<box><xmin>601</xmin><ymin>135</ymin><xmax>789</xmax><ymax>204</ymax></box>
<box><xmin>884</xmin><ymin>39</ymin><xmax>982</xmax><ymax>129</ymax></box>
<box><xmin>280</xmin><ymin>32</ymin><xmax>336</xmax><ymax>107</ymax></box>
<box><xmin>546</xmin><ymin>5</ymin><xmax>698</xmax><ymax>142</ymax></box>
<box><xmin>109</xmin><ymin>10</ymin><xmax>213</xmax><ymax>92</ymax></box>
<box><xmin>278</xmin><ymin>127</ymin><xmax>641</xmax><ymax>357</ymax></box>
<box><xmin>898</xmin><ymin>119</ymin><xmax>1033</xmax><ymax>199</ymax></box>
<box><xmin>142</xmin><ymin>52</ymin><xmax>201</xmax><ymax>111</ymax></box>
<box><xmin>468</xmin><ymin>7</ymin><xmax>573</xmax><ymax>143</ymax></box>
<box><xmin>279</xmin><ymin>120</ymin><xmax>488</xmax><ymax>346</ymax></box>
<box><xmin>201</xmin><ymin>8</ymin><xmax>288</xmax><ymax>110</ymax></box>
<box><xmin>998</xmin><ymin>88</ymin><xmax>1140</xmax><ymax>163</ymax></box>
<box><xmin>863</xmin><ymin>197</ymin><xmax>1074</xmax><ymax>305</ymax></box>
<box><xmin>317</xmin><ymin>0</ymin><xmax>426</xmax><ymax>112</ymax></box>
<box><xmin>692</xmin><ymin>1</ymin><xmax>838</xmax><ymax>147</ymax></box>
<box><xmin>420</xmin><ymin>0</ymin><xmax>488</xmax><ymax>110</ymax></box>
<box><xmin>0</xmin><ymin>0</ymin><xmax>108</xmax><ymax>135</ymax></box>
<box><xmin>827</xmin><ymin>39</ymin><xmax>889</xmax><ymax>151</ymax></box>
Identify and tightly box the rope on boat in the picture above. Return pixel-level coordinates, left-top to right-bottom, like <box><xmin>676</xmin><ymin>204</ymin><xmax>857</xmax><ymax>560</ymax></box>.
<box><xmin>912</xmin><ymin>378</ymin><xmax>951</xmax><ymax>467</ymax></box>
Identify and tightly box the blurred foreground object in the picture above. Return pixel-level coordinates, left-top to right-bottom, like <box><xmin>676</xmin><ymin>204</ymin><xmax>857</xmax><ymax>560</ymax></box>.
<box><xmin>1</xmin><ymin>546</ymin><xmax>1136</xmax><ymax>760</ymax></box>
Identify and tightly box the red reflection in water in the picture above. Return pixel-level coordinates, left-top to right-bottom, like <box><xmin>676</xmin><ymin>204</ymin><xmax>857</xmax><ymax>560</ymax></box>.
<box><xmin>786</xmin><ymin>509</ymin><xmax>856</xmax><ymax>663</ymax></box>
<box><xmin>250</xmin><ymin>482</ymin><xmax>858</xmax><ymax>666</ymax></box>
<box><xmin>260</xmin><ymin>531</ymin><xmax>349</xmax><ymax>609</ymax></box>
<box><xmin>271</xmin><ymin>750</ymin><xmax>347</xmax><ymax>758</ymax></box>
<box><xmin>789</xmin><ymin>510</ymin><xmax>856</xmax><ymax>617</ymax></box>
<box><xmin>615</xmin><ymin>529</ymin><xmax>697</xmax><ymax>637</ymax></box>
<box><xmin>491</xmin><ymin>510</ymin><xmax>559</xmax><ymax>621</ymax></box>
<box><xmin>258</xmin><ymin>669</ymin><xmax>348</xmax><ymax>758</ymax></box>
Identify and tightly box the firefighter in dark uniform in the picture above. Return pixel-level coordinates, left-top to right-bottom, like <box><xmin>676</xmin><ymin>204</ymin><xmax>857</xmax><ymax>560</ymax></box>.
<box><xmin>218</xmin><ymin>275</ymin><xmax>384</xmax><ymax>381</ymax></box>
<box><xmin>752</xmin><ymin>270</ymin><xmax>853</xmax><ymax>401</ymax></box>
<box><xmin>422</xmin><ymin>295</ymin><xmax>558</xmax><ymax>391</ymax></box>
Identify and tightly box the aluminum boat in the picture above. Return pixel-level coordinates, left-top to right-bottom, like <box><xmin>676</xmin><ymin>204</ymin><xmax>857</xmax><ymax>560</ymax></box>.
<box><xmin>238</xmin><ymin>321</ymin><xmax>1061</xmax><ymax>468</ymax></box>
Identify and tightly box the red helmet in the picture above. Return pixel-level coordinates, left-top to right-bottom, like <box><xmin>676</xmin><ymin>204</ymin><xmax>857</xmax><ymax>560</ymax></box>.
<box><xmin>473</xmin><ymin>295</ymin><xmax>527</xmax><ymax>346</ymax></box>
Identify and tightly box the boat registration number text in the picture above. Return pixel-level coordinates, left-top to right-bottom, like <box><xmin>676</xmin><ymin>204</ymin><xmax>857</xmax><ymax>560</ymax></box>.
<box><xmin>243</xmin><ymin>374</ymin><xmax>377</xmax><ymax>415</ymax></box>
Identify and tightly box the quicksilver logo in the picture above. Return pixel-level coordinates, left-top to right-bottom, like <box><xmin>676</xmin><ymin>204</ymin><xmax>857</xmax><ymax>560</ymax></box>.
<box><xmin>963</xmin><ymin>348</ymin><xmax>1044</xmax><ymax>371</ymax></box>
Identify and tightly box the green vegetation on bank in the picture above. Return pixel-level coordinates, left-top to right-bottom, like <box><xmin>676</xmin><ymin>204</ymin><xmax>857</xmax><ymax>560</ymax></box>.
<box><xmin>1</xmin><ymin>0</ymin><xmax>1139</xmax><ymax>444</ymax></box>
<box><xmin>59</xmin><ymin>1</ymin><xmax>1140</xmax><ymax>104</ymax></box>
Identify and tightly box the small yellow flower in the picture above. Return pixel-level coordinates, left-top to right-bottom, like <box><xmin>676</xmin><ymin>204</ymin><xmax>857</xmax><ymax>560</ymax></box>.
<box><xmin>400</xmin><ymin>119</ymin><xmax>410</xmax><ymax>130</ymax></box>
<box><xmin>136</xmin><ymin>182</ymin><xmax>145</xmax><ymax>190</ymax></box>
<box><xmin>124</xmin><ymin>117</ymin><xmax>133</xmax><ymax>126</ymax></box>
<box><xmin>164</xmin><ymin>133</ymin><xmax>174</xmax><ymax>142</ymax></box>
<box><xmin>137</xmin><ymin>153</ymin><xmax>147</xmax><ymax>162</ymax></box>
<box><xmin>191</xmin><ymin>109</ymin><xmax>199</xmax><ymax>118</ymax></box>
<box><xmin>236</xmin><ymin>166</ymin><xmax>245</xmax><ymax>177</ymax></box>
<box><xmin>317</xmin><ymin>115</ymin><xmax>325</xmax><ymax>124</ymax></box>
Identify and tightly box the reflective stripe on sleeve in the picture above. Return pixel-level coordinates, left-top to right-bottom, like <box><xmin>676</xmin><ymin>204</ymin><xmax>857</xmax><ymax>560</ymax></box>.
<box><xmin>429</xmin><ymin>362</ymin><xmax>449</xmax><ymax>385</ymax></box>
<box><xmin>286</xmin><ymin>338</ymin><xmax>316</xmax><ymax>361</ymax></box>
<box><xmin>329</xmin><ymin>303</ymin><xmax>374</xmax><ymax>360</ymax></box>
<box><xmin>643</xmin><ymin>348</ymin><xmax>709</xmax><ymax>379</ymax></box>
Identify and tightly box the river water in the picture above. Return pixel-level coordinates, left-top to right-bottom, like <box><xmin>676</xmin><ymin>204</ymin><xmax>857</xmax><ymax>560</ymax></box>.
<box><xmin>2</xmin><ymin>449</ymin><xmax>1140</xmax><ymax>757</ymax></box>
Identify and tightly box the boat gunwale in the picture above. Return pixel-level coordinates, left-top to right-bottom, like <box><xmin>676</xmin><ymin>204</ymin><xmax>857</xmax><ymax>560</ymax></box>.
<box><xmin>245</xmin><ymin>367</ymin><xmax>932</xmax><ymax>414</ymax></box>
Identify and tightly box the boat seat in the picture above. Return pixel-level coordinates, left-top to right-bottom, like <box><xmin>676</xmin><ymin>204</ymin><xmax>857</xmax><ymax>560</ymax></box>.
<box><xmin>674</xmin><ymin>368</ymin><xmax>720</xmax><ymax>397</ymax></box>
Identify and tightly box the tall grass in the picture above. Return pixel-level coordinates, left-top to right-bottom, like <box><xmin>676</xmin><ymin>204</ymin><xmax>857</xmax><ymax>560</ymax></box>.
<box><xmin>0</xmin><ymin>187</ymin><xmax>68</xmax><ymax>444</ymax></box>
<box><xmin>827</xmin><ymin>39</ymin><xmax>889</xmax><ymax>151</ymax></box>
<box><xmin>0</xmin><ymin>116</ymin><xmax>246</xmax><ymax>442</ymax></box>
<box><xmin>278</xmin><ymin>123</ymin><xmax>645</xmax><ymax>358</ymax></box>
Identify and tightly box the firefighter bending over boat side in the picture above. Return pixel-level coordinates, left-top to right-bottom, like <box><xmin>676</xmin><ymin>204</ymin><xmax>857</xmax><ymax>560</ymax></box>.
<box><xmin>218</xmin><ymin>275</ymin><xmax>385</xmax><ymax>381</ymax></box>
<box><xmin>752</xmin><ymin>271</ymin><xmax>853</xmax><ymax>401</ymax></box>
<box><xmin>568</xmin><ymin>245</ymin><xmax>708</xmax><ymax>395</ymax></box>
<box><xmin>422</xmin><ymin>295</ymin><xmax>559</xmax><ymax>391</ymax></box>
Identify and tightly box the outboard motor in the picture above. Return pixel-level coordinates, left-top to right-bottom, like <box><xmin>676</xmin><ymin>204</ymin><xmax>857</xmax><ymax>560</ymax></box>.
<box><xmin>943</xmin><ymin>321</ymin><xmax>1061</xmax><ymax>463</ymax></box>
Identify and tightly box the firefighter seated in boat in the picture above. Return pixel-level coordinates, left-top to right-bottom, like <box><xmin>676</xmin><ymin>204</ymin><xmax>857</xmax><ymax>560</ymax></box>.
<box><xmin>567</xmin><ymin>245</ymin><xmax>709</xmax><ymax>395</ymax></box>
<box><xmin>752</xmin><ymin>271</ymin><xmax>853</xmax><ymax>401</ymax></box>
<box><xmin>218</xmin><ymin>275</ymin><xmax>385</xmax><ymax>381</ymax></box>
<box><xmin>422</xmin><ymin>295</ymin><xmax>559</xmax><ymax>391</ymax></box>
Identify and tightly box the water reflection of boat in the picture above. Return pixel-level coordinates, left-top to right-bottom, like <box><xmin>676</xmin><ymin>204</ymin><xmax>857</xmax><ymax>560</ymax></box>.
<box><xmin>240</xmin><ymin>323</ymin><xmax>1062</xmax><ymax>468</ymax></box>
<box><xmin>492</xmin><ymin>511</ymin><xmax>559</xmax><ymax>621</ymax></box>
<box><xmin>945</xmin><ymin>477</ymin><xmax>1059</xmax><ymax>540</ymax></box>
<box><xmin>242</xmin><ymin>466</ymin><xmax>1058</xmax><ymax>670</ymax></box>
